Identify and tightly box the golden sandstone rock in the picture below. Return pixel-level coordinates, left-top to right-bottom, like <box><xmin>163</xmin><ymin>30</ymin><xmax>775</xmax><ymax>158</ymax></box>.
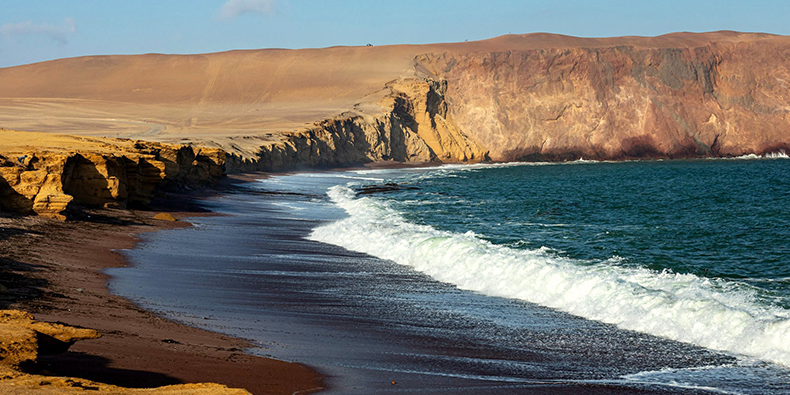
<box><xmin>0</xmin><ymin>375</ymin><xmax>249</xmax><ymax>395</ymax></box>
<box><xmin>0</xmin><ymin>131</ymin><xmax>225</xmax><ymax>219</ymax></box>
<box><xmin>388</xmin><ymin>78</ymin><xmax>487</xmax><ymax>163</ymax></box>
<box><xmin>228</xmin><ymin>77</ymin><xmax>489</xmax><ymax>172</ymax></box>
<box><xmin>0</xmin><ymin>310</ymin><xmax>250</xmax><ymax>395</ymax></box>
<box><xmin>0</xmin><ymin>310</ymin><xmax>100</xmax><ymax>369</ymax></box>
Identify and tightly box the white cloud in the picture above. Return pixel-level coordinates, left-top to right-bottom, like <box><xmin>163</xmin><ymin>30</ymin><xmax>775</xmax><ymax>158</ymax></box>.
<box><xmin>0</xmin><ymin>18</ymin><xmax>76</xmax><ymax>44</ymax></box>
<box><xmin>218</xmin><ymin>0</ymin><xmax>276</xmax><ymax>20</ymax></box>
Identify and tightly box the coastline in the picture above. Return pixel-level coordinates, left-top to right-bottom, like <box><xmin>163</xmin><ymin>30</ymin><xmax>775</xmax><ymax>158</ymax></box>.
<box><xmin>0</xmin><ymin>188</ymin><xmax>325</xmax><ymax>394</ymax></box>
<box><xmin>0</xmin><ymin>159</ymin><xmax>788</xmax><ymax>393</ymax></box>
<box><xmin>111</xmin><ymin>165</ymin><xmax>757</xmax><ymax>394</ymax></box>
<box><xmin>1</xmin><ymin>28</ymin><xmax>789</xmax><ymax>394</ymax></box>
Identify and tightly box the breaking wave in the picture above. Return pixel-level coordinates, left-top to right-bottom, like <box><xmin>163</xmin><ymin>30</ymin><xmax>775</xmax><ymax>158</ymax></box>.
<box><xmin>726</xmin><ymin>150</ymin><xmax>789</xmax><ymax>160</ymax></box>
<box><xmin>309</xmin><ymin>185</ymin><xmax>790</xmax><ymax>367</ymax></box>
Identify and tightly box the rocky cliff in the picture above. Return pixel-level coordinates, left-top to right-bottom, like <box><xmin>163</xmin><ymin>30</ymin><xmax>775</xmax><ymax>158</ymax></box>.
<box><xmin>223</xmin><ymin>32</ymin><xmax>790</xmax><ymax>170</ymax></box>
<box><xmin>0</xmin><ymin>131</ymin><xmax>225</xmax><ymax>219</ymax></box>
<box><xmin>227</xmin><ymin>78</ymin><xmax>488</xmax><ymax>172</ymax></box>
<box><xmin>416</xmin><ymin>35</ymin><xmax>790</xmax><ymax>160</ymax></box>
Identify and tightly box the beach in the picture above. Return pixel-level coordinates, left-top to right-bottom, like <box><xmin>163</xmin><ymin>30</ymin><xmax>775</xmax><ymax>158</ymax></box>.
<box><xmin>0</xmin><ymin>192</ymin><xmax>324</xmax><ymax>394</ymax></box>
<box><xmin>2</xmin><ymin>159</ymin><xmax>790</xmax><ymax>394</ymax></box>
<box><xmin>106</xmin><ymin>163</ymin><xmax>790</xmax><ymax>394</ymax></box>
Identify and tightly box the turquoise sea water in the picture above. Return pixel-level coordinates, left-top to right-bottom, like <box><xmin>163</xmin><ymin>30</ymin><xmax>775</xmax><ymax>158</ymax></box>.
<box><xmin>312</xmin><ymin>158</ymin><xmax>790</xmax><ymax>366</ymax></box>
<box><xmin>395</xmin><ymin>160</ymin><xmax>790</xmax><ymax>283</ymax></box>
<box><xmin>112</xmin><ymin>157</ymin><xmax>790</xmax><ymax>394</ymax></box>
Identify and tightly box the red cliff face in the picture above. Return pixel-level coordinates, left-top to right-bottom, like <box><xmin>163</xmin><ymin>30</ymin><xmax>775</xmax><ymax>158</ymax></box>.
<box><xmin>418</xmin><ymin>36</ymin><xmax>790</xmax><ymax>160</ymax></box>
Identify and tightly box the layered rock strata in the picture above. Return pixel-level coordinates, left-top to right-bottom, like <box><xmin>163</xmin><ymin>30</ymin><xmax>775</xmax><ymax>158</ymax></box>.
<box><xmin>0</xmin><ymin>131</ymin><xmax>225</xmax><ymax>219</ymax></box>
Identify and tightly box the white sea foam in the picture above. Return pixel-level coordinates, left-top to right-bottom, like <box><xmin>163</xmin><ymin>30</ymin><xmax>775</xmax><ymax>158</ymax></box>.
<box><xmin>732</xmin><ymin>154</ymin><xmax>763</xmax><ymax>160</ymax></box>
<box><xmin>723</xmin><ymin>150</ymin><xmax>789</xmax><ymax>160</ymax></box>
<box><xmin>309</xmin><ymin>185</ymin><xmax>790</xmax><ymax>367</ymax></box>
<box><xmin>620</xmin><ymin>358</ymin><xmax>790</xmax><ymax>395</ymax></box>
<box><xmin>764</xmin><ymin>150</ymin><xmax>789</xmax><ymax>159</ymax></box>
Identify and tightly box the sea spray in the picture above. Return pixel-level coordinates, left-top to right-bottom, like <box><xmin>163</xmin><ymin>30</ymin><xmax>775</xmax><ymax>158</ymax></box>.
<box><xmin>764</xmin><ymin>150</ymin><xmax>789</xmax><ymax>159</ymax></box>
<box><xmin>726</xmin><ymin>150</ymin><xmax>789</xmax><ymax>160</ymax></box>
<box><xmin>309</xmin><ymin>185</ymin><xmax>790</xmax><ymax>367</ymax></box>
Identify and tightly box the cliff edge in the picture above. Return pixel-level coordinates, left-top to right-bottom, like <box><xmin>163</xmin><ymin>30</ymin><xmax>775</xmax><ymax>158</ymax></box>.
<box><xmin>0</xmin><ymin>130</ymin><xmax>225</xmax><ymax>219</ymax></box>
<box><xmin>417</xmin><ymin>33</ymin><xmax>790</xmax><ymax>160</ymax></box>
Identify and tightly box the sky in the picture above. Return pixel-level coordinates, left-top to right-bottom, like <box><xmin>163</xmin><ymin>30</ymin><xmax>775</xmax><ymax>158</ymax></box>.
<box><xmin>2</xmin><ymin>0</ymin><xmax>790</xmax><ymax>68</ymax></box>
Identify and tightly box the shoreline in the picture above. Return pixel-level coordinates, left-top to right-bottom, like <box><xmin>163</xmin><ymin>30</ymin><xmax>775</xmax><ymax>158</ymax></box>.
<box><xmin>111</xmin><ymin>166</ymin><xmax>743</xmax><ymax>394</ymax></box>
<box><xmin>4</xmin><ymin>157</ymin><xmax>787</xmax><ymax>393</ymax></box>
<box><xmin>0</xmin><ymin>186</ymin><xmax>325</xmax><ymax>394</ymax></box>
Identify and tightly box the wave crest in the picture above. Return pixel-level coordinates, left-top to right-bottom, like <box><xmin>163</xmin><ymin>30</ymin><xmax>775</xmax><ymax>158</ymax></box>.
<box><xmin>309</xmin><ymin>185</ymin><xmax>790</xmax><ymax>367</ymax></box>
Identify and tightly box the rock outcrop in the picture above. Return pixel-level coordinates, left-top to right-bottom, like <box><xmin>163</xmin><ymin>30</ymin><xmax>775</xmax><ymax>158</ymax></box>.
<box><xmin>0</xmin><ymin>310</ymin><xmax>249</xmax><ymax>394</ymax></box>
<box><xmin>228</xmin><ymin>78</ymin><xmax>488</xmax><ymax>172</ymax></box>
<box><xmin>416</xmin><ymin>36</ymin><xmax>790</xmax><ymax>160</ymax></box>
<box><xmin>0</xmin><ymin>310</ymin><xmax>100</xmax><ymax>370</ymax></box>
<box><xmin>0</xmin><ymin>131</ymin><xmax>225</xmax><ymax>219</ymax></box>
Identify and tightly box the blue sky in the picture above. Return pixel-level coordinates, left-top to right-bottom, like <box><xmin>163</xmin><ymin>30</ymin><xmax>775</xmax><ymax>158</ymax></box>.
<box><xmin>1</xmin><ymin>0</ymin><xmax>789</xmax><ymax>68</ymax></box>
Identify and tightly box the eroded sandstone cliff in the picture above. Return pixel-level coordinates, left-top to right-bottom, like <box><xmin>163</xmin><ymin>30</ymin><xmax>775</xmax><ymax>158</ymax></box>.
<box><xmin>227</xmin><ymin>78</ymin><xmax>488</xmax><ymax>172</ymax></box>
<box><xmin>0</xmin><ymin>131</ymin><xmax>225</xmax><ymax>219</ymax></box>
<box><xmin>2</xmin><ymin>32</ymin><xmax>790</xmax><ymax>173</ymax></box>
<box><xmin>225</xmin><ymin>33</ymin><xmax>790</xmax><ymax>170</ymax></box>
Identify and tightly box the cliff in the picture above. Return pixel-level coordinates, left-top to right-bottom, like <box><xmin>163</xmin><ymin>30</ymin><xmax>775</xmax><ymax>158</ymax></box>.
<box><xmin>0</xmin><ymin>131</ymin><xmax>225</xmax><ymax>219</ymax></box>
<box><xmin>1</xmin><ymin>31</ymin><xmax>790</xmax><ymax>171</ymax></box>
<box><xmin>416</xmin><ymin>33</ymin><xmax>790</xmax><ymax>160</ymax></box>
<box><xmin>227</xmin><ymin>78</ymin><xmax>488</xmax><ymax>172</ymax></box>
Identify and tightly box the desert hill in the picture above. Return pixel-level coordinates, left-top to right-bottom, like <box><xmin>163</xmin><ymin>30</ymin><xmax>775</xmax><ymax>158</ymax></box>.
<box><xmin>2</xmin><ymin>31</ymin><xmax>790</xmax><ymax>169</ymax></box>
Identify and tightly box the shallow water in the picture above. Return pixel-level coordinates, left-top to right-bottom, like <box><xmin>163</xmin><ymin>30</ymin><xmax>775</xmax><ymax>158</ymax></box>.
<box><xmin>111</xmin><ymin>159</ymin><xmax>790</xmax><ymax>394</ymax></box>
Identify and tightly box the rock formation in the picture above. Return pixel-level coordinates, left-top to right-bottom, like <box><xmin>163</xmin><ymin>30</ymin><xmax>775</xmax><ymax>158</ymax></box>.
<box><xmin>0</xmin><ymin>310</ymin><xmax>100</xmax><ymax>369</ymax></box>
<box><xmin>415</xmin><ymin>36</ymin><xmax>790</xmax><ymax>160</ymax></box>
<box><xmin>228</xmin><ymin>78</ymin><xmax>488</xmax><ymax>172</ymax></box>
<box><xmin>0</xmin><ymin>131</ymin><xmax>225</xmax><ymax>219</ymax></box>
<box><xmin>0</xmin><ymin>310</ymin><xmax>249</xmax><ymax>394</ymax></box>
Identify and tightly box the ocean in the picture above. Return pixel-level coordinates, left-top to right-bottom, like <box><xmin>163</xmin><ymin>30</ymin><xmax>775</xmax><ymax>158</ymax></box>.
<box><xmin>110</xmin><ymin>157</ymin><xmax>790</xmax><ymax>394</ymax></box>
